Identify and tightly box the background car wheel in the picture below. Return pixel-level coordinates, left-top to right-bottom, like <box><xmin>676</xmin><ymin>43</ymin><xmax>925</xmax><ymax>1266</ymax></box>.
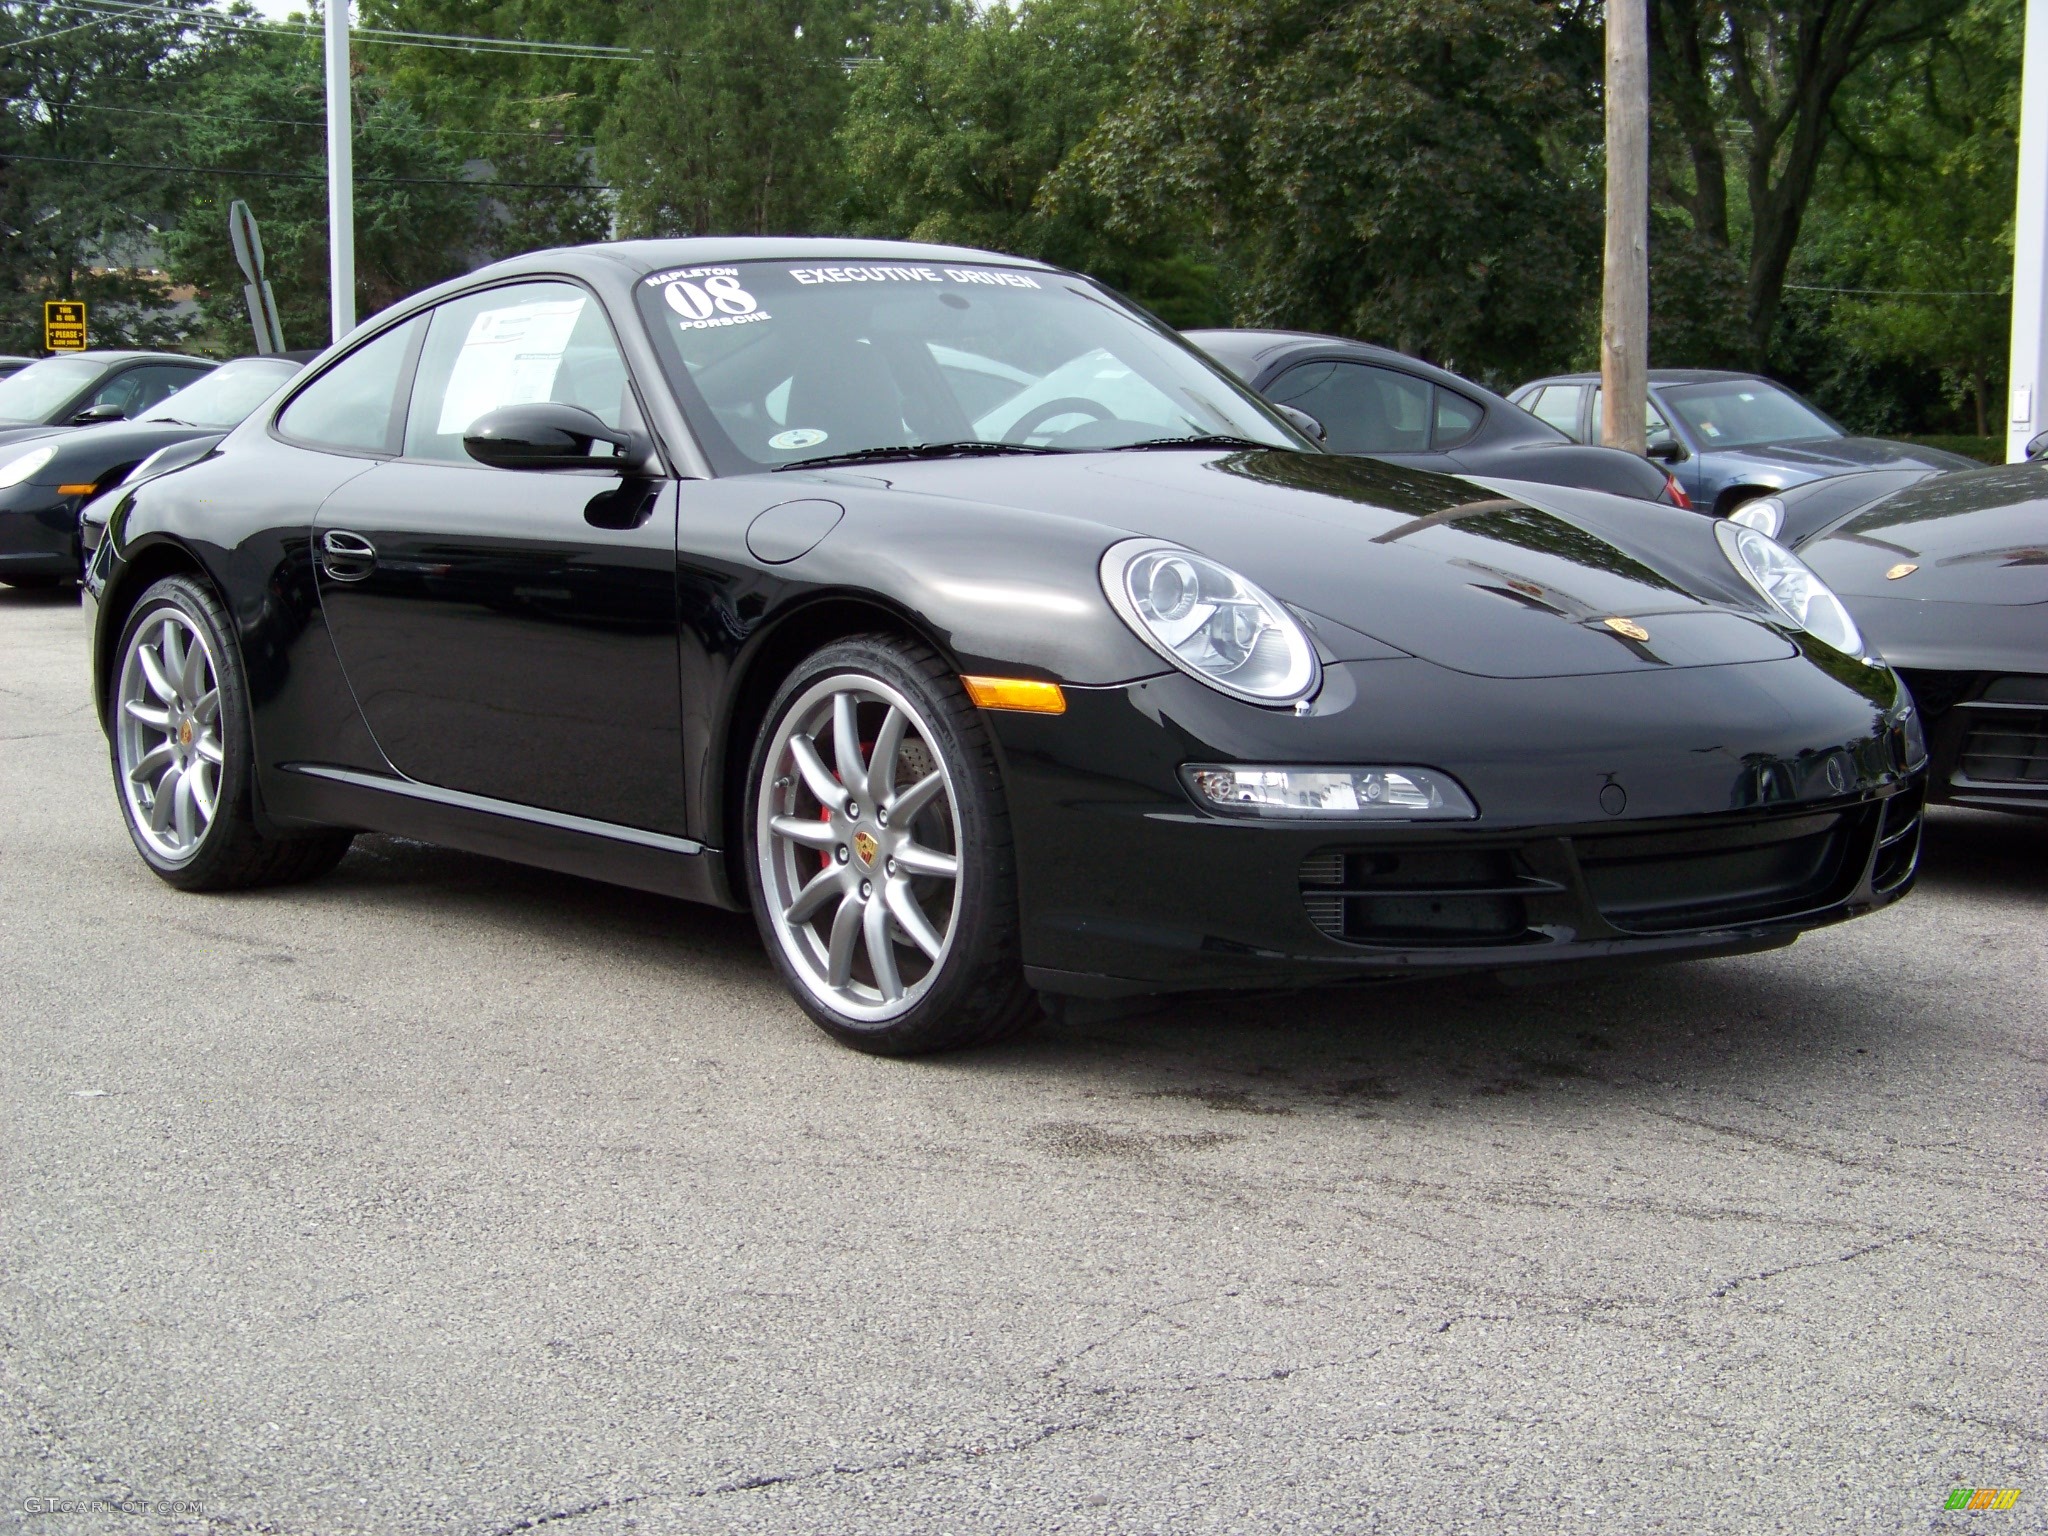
<box><xmin>745</xmin><ymin>634</ymin><xmax>1034</xmax><ymax>1055</ymax></box>
<box><xmin>111</xmin><ymin>575</ymin><xmax>354</xmax><ymax>891</ymax></box>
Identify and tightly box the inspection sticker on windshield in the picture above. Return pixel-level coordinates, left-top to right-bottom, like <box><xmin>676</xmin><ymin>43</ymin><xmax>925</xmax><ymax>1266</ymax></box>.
<box><xmin>769</xmin><ymin>428</ymin><xmax>828</xmax><ymax>451</ymax></box>
<box><xmin>644</xmin><ymin>266</ymin><xmax>770</xmax><ymax>332</ymax></box>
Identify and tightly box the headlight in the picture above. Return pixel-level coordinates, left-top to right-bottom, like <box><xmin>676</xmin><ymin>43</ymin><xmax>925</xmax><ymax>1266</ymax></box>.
<box><xmin>1100</xmin><ymin>539</ymin><xmax>1319</xmax><ymax>704</ymax></box>
<box><xmin>1727</xmin><ymin>495</ymin><xmax>1784</xmax><ymax>539</ymax></box>
<box><xmin>1185</xmin><ymin>765</ymin><xmax>1478</xmax><ymax>820</ymax></box>
<box><xmin>1716</xmin><ymin>520</ymin><xmax>1863</xmax><ymax>657</ymax></box>
<box><xmin>0</xmin><ymin>443</ymin><xmax>58</xmax><ymax>489</ymax></box>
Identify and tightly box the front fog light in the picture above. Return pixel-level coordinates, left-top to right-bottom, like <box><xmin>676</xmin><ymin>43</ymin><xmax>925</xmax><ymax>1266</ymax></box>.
<box><xmin>1185</xmin><ymin>765</ymin><xmax>1478</xmax><ymax>820</ymax></box>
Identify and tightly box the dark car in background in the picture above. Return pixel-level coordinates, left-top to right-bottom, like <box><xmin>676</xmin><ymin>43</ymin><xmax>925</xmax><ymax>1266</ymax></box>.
<box><xmin>1508</xmin><ymin>369</ymin><xmax>1975</xmax><ymax>516</ymax></box>
<box><xmin>1792</xmin><ymin>462</ymin><xmax>2048</xmax><ymax>817</ymax></box>
<box><xmin>1723</xmin><ymin>466</ymin><xmax>1953</xmax><ymax>548</ymax></box>
<box><xmin>1192</xmin><ymin>329</ymin><xmax>1691</xmax><ymax>506</ymax></box>
<box><xmin>0</xmin><ymin>356</ymin><xmax>304</xmax><ymax>588</ymax></box>
<box><xmin>0</xmin><ymin>350</ymin><xmax>215</xmax><ymax>447</ymax></box>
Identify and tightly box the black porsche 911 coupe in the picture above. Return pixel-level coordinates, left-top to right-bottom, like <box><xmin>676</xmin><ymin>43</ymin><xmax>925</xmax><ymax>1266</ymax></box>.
<box><xmin>1787</xmin><ymin>463</ymin><xmax>2047</xmax><ymax>816</ymax></box>
<box><xmin>87</xmin><ymin>239</ymin><xmax>1926</xmax><ymax>1054</ymax></box>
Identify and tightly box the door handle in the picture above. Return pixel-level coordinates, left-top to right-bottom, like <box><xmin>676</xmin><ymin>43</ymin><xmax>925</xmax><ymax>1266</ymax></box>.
<box><xmin>319</xmin><ymin>528</ymin><xmax>376</xmax><ymax>582</ymax></box>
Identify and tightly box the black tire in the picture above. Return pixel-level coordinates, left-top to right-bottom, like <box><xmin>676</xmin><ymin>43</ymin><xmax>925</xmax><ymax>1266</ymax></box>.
<box><xmin>109</xmin><ymin>574</ymin><xmax>354</xmax><ymax>891</ymax></box>
<box><xmin>743</xmin><ymin>633</ymin><xmax>1035</xmax><ymax>1055</ymax></box>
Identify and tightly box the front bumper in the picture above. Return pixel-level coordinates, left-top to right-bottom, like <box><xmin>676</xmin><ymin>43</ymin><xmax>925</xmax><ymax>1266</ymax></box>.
<box><xmin>0</xmin><ymin>493</ymin><xmax>84</xmax><ymax>579</ymax></box>
<box><xmin>992</xmin><ymin>656</ymin><xmax>1923</xmax><ymax>996</ymax></box>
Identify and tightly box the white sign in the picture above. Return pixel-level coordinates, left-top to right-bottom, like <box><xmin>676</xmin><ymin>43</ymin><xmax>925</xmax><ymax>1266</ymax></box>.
<box><xmin>436</xmin><ymin>296</ymin><xmax>588</xmax><ymax>436</ymax></box>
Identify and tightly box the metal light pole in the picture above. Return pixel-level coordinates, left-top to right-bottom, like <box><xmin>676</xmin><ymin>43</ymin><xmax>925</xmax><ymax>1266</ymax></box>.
<box><xmin>1600</xmin><ymin>0</ymin><xmax>1650</xmax><ymax>455</ymax></box>
<box><xmin>2006</xmin><ymin>0</ymin><xmax>2048</xmax><ymax>460</ymax></box>
<box><xmin>325</xmin><ymin>0</ymin><xmax>355</xmax><ymax>343</ymax></box>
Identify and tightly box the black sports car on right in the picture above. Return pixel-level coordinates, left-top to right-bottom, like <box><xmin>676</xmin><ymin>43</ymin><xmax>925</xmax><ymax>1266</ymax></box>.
<box><xmin>1790</xmin><ymin>463</ymin><xmax>2047</xmax><ymax>815</ymax></box>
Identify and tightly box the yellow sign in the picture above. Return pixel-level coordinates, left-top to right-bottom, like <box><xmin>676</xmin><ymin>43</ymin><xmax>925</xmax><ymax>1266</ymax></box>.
<box><xmin>44</xmin><ymin>300</ymin><xmax>87</xmax><ymax>352</ymax></box>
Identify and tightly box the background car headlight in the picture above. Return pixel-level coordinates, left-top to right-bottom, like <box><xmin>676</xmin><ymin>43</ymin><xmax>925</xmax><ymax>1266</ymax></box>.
<box><xmin>0</xmin><ymin>443</ymin><xmax>58</xmax><ymax>489</ymax></box>
<box><xmin>1727</xmin><ymin>495</ymin><xmax>1784</xmax><ymax>538</ymax></box>
<box><xmin>1101</xmin><ymin>539</ymin><xmax>1319</xmax><ymax>704</ymax></box>
<box><xmin>1716</xmin><ymin>520</ymin><xmax>1864</xmax><ymax>656</ymax></box>
<box><xmin>1185</xmin><ymin>765</ymin><xmax>1478</xmax><ymax>819</ymax></box>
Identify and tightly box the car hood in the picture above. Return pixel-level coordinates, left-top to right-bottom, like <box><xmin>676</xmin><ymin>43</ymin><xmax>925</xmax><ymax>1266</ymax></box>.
<box><xmin>1707</xmin><ymin>436</ymin><xmax>1979</xmax><ymax>480</ymax></box>
<box><xmin>817</xmin><ymin>449</ymin><xmax>1795</xmax><ymax>679</ymax></box>
<box><xmin>0</xmin><ymin>425</ymin><xmax>64</xmax><ymax>452</ymax></box>
<box><xmin>1799</xmin><ymin>462</ymin><xmax>2048</xmax><ymax>606</ymax></box>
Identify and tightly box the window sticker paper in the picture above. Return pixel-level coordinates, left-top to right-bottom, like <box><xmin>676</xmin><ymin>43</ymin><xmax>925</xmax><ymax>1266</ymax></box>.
<box><xmin>436</xmin><ymin>296</ymin><xmax>588</xmax><ymax>435</ymax></box>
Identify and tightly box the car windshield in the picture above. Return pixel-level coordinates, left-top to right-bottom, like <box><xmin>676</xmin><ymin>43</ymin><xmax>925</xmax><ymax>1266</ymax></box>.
<box><xmin>633</xmin><ymin>260</ymin><xmax>1300</xmax><ymax>474</ymax></box>
<box><xmin>0</xmin><ymin>356</ymin><xmax>104</xmax><ymax>424</ymax></box>
<box><xmin>136</xmin><ymin>357</ymin><xmax>300</xmax><ymax>429</ymax></box>
<box><xmin>1660</xmin><ymin>379</ymin><xmax>1841</xmax><ymax>451</ymax></box>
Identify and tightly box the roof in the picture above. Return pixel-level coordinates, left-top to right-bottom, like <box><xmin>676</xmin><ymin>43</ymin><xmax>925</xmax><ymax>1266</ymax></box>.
<box><xmin>24</xmin><ymin>349</ymin><xmax>211</xmax><ymax>366</ymax></box>
<box><xmin>1184</xmin><ymin>328</ymin><xmax>1478</xmax><ymax>393</ymax></box>
<box><xmin>480</xmin><ymin>237</ymin><xmax>1057</xmax><ymax>286</ymax></box>
<box><xmin>1521</xmin><ymin>368</ymin><xmax>1769</xmax><ymax>388</ymax></box>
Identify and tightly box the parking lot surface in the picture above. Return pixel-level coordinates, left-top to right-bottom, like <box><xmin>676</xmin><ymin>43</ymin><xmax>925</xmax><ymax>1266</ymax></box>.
<box><xmin>3</xmin><ymin>586</ymin><xmax>2043</xmax><ymax>1534</ymax></box>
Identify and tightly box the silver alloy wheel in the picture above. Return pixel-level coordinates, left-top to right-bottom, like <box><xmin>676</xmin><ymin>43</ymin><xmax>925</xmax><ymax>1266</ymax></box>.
<box><xmin>116</xmin><ymin>607</ymin><xmax>223</xmax><ymax>863</ymax></box>
<box><xmin>756</xmin><ymin>672</ymin><xmax>964</xmax><ymax>1024</ymax></box>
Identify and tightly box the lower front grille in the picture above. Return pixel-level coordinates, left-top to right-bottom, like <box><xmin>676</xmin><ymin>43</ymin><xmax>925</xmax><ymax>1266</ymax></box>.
<box><xmin>1957</xmin><ymin>709</ymin><xmax>2048</xmax><ymax>786</ymax></box>
<box><xmin>1302</xmin><ymin>803</ymin><xmax>1890</xmax><ymax>949</ymax></box>
<box><xmin>1575</xmin><ymin>810</ymin><xmax>1859</xmax><ymax>934</ymax></box>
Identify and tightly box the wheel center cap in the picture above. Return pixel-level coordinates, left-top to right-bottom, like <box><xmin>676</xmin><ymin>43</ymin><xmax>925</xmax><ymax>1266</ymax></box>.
<box><xmin>853</xmin><ymin>829</ymin><xmax>879</xmax><ymax>867</ymax></box>
<box><xmin>178</xmin><ymin>720</ymin><xmax>193</xmax><ymax>747</ymax></box>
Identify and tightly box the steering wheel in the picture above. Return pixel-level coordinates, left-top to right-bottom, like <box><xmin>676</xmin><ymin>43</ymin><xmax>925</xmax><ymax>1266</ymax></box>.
<box><xmin>1003</xmin><ymin>397</ymin><xmax>1113</xmax><ymax>445</ymax></box>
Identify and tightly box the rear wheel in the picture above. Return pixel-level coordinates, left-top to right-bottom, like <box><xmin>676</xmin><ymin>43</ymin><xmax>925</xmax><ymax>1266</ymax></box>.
<box><xmin>745</xmin><ymin>635</ymin><xmax>1034</xmax><ymax>1054</ymax></box>
<box><xmin>111</xmin><ymin>575</ymin><xmax>353</xmax><ymax>890</ymax></box>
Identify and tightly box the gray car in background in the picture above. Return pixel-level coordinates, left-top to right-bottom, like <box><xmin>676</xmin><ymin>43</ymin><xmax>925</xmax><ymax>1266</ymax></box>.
<box><xmin>1508</xmin><ymin>368</ymin><xmax>1975</xmax><ymax>516</ymax></box>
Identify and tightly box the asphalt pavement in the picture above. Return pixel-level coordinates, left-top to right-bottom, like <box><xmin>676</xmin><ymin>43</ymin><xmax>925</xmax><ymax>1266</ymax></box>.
<box><xmin>3</xmin><ymin>585</ymin><xmax>2042</xmax><ymax>1535</ymax></box>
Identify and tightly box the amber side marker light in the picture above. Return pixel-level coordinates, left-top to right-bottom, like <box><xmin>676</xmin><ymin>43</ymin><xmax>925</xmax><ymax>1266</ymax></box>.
<box><xmin>962</xmin><ymin>676</ymin><xmax>1066</xmax><ymax>714</ymax></box>
<box><xmin>58</xmin><ymin>483</ymin><xmax>98</xmax><ymax>497</ymax></box>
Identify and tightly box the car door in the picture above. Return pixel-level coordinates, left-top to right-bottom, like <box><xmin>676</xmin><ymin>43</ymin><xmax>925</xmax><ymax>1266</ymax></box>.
<box><xmin>311</xmin><ymin>279</ymin><xmax>687</xmax><ymax>835</ymax></box>
<box><xmin>1264</xmin><ymin>359</ymin><xmax>1443</xmax><ymax>469</ymax></box>
<box><xmin>1590</xmin><ymin>385</ymin><xmax>1701</xmax><ymax>496</ymax></box>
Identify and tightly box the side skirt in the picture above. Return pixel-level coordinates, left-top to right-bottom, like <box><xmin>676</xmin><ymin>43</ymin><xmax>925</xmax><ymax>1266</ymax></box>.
<box><xmin>271</xmin><ymin>762</ymin><xmax>740</xmax><ymax>909</ymax></box>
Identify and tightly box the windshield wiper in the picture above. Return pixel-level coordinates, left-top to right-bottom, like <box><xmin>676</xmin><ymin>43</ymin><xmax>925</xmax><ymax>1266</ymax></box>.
<box><xmin>1109</xmin><ymin>434</ymin><xmax>1275</xmax><ymax>452</ymax></box>
<box><xmin>773</xmin><ymin>440</ymin><xmax>1067</xmax><ymax>472</ymax></box>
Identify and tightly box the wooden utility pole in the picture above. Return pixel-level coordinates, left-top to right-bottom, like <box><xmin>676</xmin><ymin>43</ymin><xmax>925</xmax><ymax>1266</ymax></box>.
<box><xmin>1601</xmin><ymin>0</ymin><xmax>1650</xmax><ymax>454</ymax></box>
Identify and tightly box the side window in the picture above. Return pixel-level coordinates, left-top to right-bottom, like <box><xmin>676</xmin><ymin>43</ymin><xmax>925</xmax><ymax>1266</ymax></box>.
<box><xmin>1268</xmin><ymin>361</ymin><xmax>1431</xmax><ymax>454</ymax></box>
<box><xmin>403</xmin><ymin>281</ymin><xmax>630</xmax><ymax>463</ymax></box>
<box><xmin>277</xmin><ymin>317</ymin><xmax>425</xmax><ymax>454</ymax></box>
<box><xmin>93</xmin><ymin>365</ymin><xmax>208</xmax><ymax>415</ymax></box>
<box><xmin>1590</xmin><ymin>388</ymin><xmax>1675</xmax><ymax>451</ymax></box>
<box><xmin>1527</xmin><ymin>385</ymin><xmax>1585</xmax><ymax>439</ymax></box>
<box><xmin>1432</xmin><ymin>387</ymin><xmax>1483</xmax><ymax>450</ymax></box>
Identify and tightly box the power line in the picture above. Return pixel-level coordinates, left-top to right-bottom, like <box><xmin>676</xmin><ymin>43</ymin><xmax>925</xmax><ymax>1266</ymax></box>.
<box><xmin>52</xmin><ymin>99</ymin><xmax>599</xmax><ymax>146</ymax></box>
<box><xmin>39</xmin><ymin>0</ymin><xmax>636</xmax><ymax>61</ymax></box>
<box><xmin>0</xmin><ymin>10</ymin><xmax>124</xmax><ymax>48</ymax></box>
<box><xmin>1785</xmin><ymin>282</ymin><xmax>2006</xmax><ymax>298</ymax></box>
<box><xmin>3</xmin><ymin>149</ymin><xmax>612</xmax><ymax>191</ymax></box>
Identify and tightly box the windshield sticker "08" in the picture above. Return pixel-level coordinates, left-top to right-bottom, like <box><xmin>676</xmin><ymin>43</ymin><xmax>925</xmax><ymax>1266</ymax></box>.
<box><xmin>645</xmin><ymin>267</ymin><xmax>770</xmax><ymax>332</ymax></box>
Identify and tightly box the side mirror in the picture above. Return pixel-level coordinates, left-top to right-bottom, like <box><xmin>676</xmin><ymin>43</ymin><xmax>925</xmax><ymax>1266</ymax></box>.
<box><xmin>463</xmin><ymin>402</ymin><xmax>646</xmax><ymax>472</ymax></box>
<box><xmin>1273</xmin><ymin>403</ymin><xmax>1327</xmax><ymax>444</ymax></box>
<box><xmin>1646</xmin><ymin>439</ymin><xmax>1687</xmax><ymax>464</ymax></box>
<box><xmin>72</xmin><ymin>402</ymin><xmax>128</xmax><ymax>425</ymax></box>
<box><xmin>2025</xmin><ymin>430</ymin><xmax>2048</xmax><ymax>462</ymax></box>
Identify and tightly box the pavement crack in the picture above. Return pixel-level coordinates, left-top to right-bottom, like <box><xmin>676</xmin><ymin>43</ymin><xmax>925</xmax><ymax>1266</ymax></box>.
<box><xmin>1706</xmin><ymin>1226</ymin><xmax>1929</xmax><ymax>1300</ymax></box>
<box><xmin>1909</xmin><ymin>1401</ymin><xmax>2048</xmax><ymax>1446</ymax></box>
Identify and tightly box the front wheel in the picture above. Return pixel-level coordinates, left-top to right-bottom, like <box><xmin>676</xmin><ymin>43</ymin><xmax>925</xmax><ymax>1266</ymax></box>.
<box><xmin>111</xmin><ymin>575</ymin><xmax>354</xmax><ymax>890</ymax></box>
<box><xmin>744</xmin><ymin>635</ymin><xmax>1034</xmax><ymax>1054</ymax></box>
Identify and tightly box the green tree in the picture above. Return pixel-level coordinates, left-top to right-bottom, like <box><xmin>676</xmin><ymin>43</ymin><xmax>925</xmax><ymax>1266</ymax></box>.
<box><xmin>841</xmin><ymin>0</ymin><xmax>1223</xmax><ymax>324</ymax></box>
<box><xmin>1792</xmin><ymin>0</ymin><xmax>2017</xmax><ymax>434</ymax></box>
<box><xmin>358</xmin><ymin>0</ymin><xmax>622</xmax><ymax>255</ymax></box>
<box><xmin>1650</xmin><ymin>0</ymin><xmax>1972</xmax><ymax>364</ymax></box>
<box><xmin>159</xmin><ymin>25</ymin><xmax>482</xmax><ymax>350</ymax></box>
<box><xmin>0</xmin><ymin>0</ymin><xmax>215</xmax><ymax>352</ymax></box>
<box><xmin>1077</xmin><ymin>0</ymin><xmax>1604</xmax><ymax>382</ymax></box>
<box><xmin>599</xmin><ymin>0</ymin><xmax>856</xmax><ymax>237</ymax></box>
